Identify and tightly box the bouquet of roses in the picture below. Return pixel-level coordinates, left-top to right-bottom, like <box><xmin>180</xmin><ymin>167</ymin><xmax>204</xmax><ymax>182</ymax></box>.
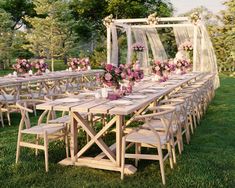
<box><xmin>179</xmin><ymin>40</ymin><xmax>193</xmax><ymax>51</ymax></box>
<box><xmin>68</xmin><ymin>58</ymin><xmax>80</xmax><ymax>70</ymax></box>
<box><xmin>174</xmin><ymin>59</ymin><xmax>192</xmax><ymax>74</ymax></box>
<box><xmin>119</xmin><ymin>63</ymin><xmax>144</xmax><ymax>84</ymax></box>
<box><xmin>68</xmin><ymin>58</ymin><xmax>90</xmax><ymax>71</ymax></box>
<box><xmin>152</xmin><ymin>60</ymin><xmax>172</xmax><ymax>77</ymax></box>
<box><xmin>79</xmin><ymin>58</ymin><xmax>90</xmax><ymax>71</ymax></box>
<box><xmin>99</xmin><ymin>64</ymin><xmax>122</xmax><ymax>88</ymax></box>
<box><xmin>132</xmin><ymin>42</ymin><xmax>145</xmax><ymax>52</ymax></box>
<box><xmin>12</xmin><ymin>59</ymin><xmax>32</xmax><ymax>73</ymax></box>
<box><xmin>31</xmin><ymin>59</ymin><xmax>48</xmax><ymax>74</ymax></box>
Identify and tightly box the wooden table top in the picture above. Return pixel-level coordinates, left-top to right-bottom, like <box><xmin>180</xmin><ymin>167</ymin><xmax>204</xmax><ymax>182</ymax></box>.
<box><xmin>36</xmin><ymin>72</ymin><xmax>205</xmax><ymax>116</ymax></box>
<box><xmin>0</xmin><ymin>69</ymin><xmax>104</xmax><ymax>87</ymax></box>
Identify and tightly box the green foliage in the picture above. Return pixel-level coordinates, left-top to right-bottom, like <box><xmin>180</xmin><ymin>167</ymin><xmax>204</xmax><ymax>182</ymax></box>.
<box><xmin>0</xmin><ymin>0</ymin><xmax>36</xmax><ymax>30</ymax></box>
<box><xmin>23</xmin><ymin>0</ymin><xmax>78</xmax><ymax>71</ymax></box>
<box><xmin>0</xmin><ymin>8</ymin><xmax>13</xmax><ymax>68</ymax></box>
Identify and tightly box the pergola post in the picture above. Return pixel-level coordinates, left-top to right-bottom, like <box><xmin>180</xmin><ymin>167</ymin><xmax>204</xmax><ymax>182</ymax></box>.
<box><xmin>193</xmin><ymin>25</ymin><xmax>198</xmax><ymax>71</ymax></box>
<box><xmin>127</xmin><ymin>26</ymin><xmax>132</xmax><ymax>64</ymax></box>
<box><xmin>107</xmin><ymin>27</ymin><xmax>111</xmax><ymax>64</ymax></box>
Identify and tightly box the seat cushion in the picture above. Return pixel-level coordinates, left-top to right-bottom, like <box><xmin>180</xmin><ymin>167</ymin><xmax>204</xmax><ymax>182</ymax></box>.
<box><xmin>126</xmin><ymin>129</ymin><xmax>168</xmax><ymax>145</ymax></box>
<box><xmin>21</xmin><ymin>124</ymin><xmax>65</xmax><ymax>135</ymax></box>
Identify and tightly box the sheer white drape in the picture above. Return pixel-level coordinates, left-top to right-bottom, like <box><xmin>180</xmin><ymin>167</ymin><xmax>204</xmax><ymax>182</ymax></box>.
<box><xmin>132</xmin><ymin>28</ymin><xmax>149</xmax><ymax>69</ymax></box>
<box><xmin>145</xmin><ymin>28</ymin><xmax>168</xmax><ymax>61</ymax></box>
<box><xmin>111</xmin><ymin>26</ymin><xmax>119</xmax><ymax>66</ymax></box>
<box><xmin>173</xmin><ymin>25</ymin><xmax>220</xmax><ymax>88</ymax></box>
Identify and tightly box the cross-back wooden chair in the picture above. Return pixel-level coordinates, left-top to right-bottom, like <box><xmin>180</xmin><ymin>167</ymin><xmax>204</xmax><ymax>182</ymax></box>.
<box><xmin>147</xmin><ymin>101</ymin><xmax>184</xmax><ymax>159</ymax></box>
<box><xmin>169</xmin><ymin>93</ymin><xmax>195</xmax><ymax>134</ymax></box>
<box><xmin>121</xmin><ymin>108</ymin><xmax>176</xmax><ymax>185</ymax></box>
<box><xmin>15</xmin><ymin>99</ymin><xmax>69</xmax><ymax>172</ymax></box>
<box><xmin>0</xmin><ymin>84</ymin><xmax>20</xmax><ymax>126</ymax></box>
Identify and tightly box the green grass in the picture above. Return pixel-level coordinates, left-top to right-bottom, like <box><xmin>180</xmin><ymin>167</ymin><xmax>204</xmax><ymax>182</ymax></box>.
<box><xmin>0</xmin><ymin>74</ymin><xmax>235</xmax><ymax>187</ymax></box>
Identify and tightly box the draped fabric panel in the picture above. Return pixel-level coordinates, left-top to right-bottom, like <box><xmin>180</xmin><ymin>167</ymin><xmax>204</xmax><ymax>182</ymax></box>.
<box><xmin>111</xmin><ymin>26</ymin><xmax>118</xmax><ymax>66</ymax></box>
<box><xmin>132</xmin><ymin>28</ymin><xmax>149</xmax><ymax>70</ymax></box>
<box><xmin>145</xmin><ymin>28</ymin><xmax>168</xmax><ymax>61</ymax></box>
<box><xmin>173</xmin><ymin>25</ymin><xmax>219</xmax><ymax>88</ymax></box>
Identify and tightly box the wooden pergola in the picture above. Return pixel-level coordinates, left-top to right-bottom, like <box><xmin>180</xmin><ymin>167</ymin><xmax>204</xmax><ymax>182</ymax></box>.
<box><xmin>103</xmin><ymin>13</ymin><xmax>202</xmax><ymax>71</ymax></box>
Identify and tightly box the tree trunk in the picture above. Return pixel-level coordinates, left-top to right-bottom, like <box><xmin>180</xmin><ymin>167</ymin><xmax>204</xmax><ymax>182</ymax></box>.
<box><xmin>51</xmin><ymin>57</ymin><xmax>54</xmax><ymax>72</ymax></box>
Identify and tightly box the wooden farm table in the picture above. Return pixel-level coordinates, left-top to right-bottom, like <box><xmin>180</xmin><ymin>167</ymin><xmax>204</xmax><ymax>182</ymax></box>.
<box><xmin>36</xmin><ymin>72</ymin><xmax>203</xmax><ymax>174</ymax></box>
<box><xmin>0</xmin><ymin>69</ymin><xmax>104</xmax><ymax>87</ymax></box>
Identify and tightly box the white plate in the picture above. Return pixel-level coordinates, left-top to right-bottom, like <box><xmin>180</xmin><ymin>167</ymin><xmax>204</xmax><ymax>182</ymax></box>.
<box><xmin>79</xmin><ymin>92</ymin><xmax>96</xmax><ymax>96</ymax></box>
<box><xmin>125</xmin><ymin>95</ymin><xmax>147</xmax><ymax>99</ymax></box>
<box><xmin>55</xmin><ymin>98</ymin><xmax>80</xmax><ymax>103</ymax></box>
<box><xmin>138</xmin><ymin>89</ymin><xmax>156</xmax><ymax>93</ymax></box>
<box><xmin>109</xmin><ymin>100</ymin><xmax>133</xmax><ymax>106</ymax></box>
<box><xmin>149</xmin><ymin>86</ymin><xmax>165</xmax><ymax>90</ymax></box>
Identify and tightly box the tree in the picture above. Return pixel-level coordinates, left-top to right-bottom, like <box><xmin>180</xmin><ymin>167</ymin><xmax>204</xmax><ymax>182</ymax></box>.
<box><xmin>0</xmin><ymin>0</ymin><xmax>36</xmax><ymax>30</ymax></box>
<box><xmin>24</xmin><ymin>0</ymin><xmax>78</xmax><ymax>71</ymax></box>
<box><xmin>182</xmin><ymin>4</ymin><xmax>235</xmax><ymax>71</ymax></box>
<box><xmin>0</xmin><ymin>8</ymin><xmax>13</xmax><ymax>69</ymax></box>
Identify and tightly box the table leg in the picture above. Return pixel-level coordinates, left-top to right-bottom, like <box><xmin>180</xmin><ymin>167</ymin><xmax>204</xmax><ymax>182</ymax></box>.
<box><xmin>70</xmin><ymin>112</ymin><xmax>78</xmax><ymax>163</ymax></box>
<box><xmin>116</xmin><ymin>115</ymin><xmax>123</xmax><ymax>167</ymax></box>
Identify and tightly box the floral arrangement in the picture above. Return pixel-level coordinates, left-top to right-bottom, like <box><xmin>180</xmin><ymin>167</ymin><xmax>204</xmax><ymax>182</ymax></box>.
<box><xmin>190</xmin><ymin>12</ymin><xmax>201</xmax><ymax>25</ymax></box>
<box><xmin>103</xmin><ymin>14</ymin><xmax>113</xmax><ymax>27</ymax></box>
<box><xmin>179</xmin><ymin>40</ymin><xmax>193</xmax><ymax>51</ymax></box>
<box><xmin>147</xmin><ymin>12</ymin><xmax>158</xmax><ymax>25</ymax></box>
<box><xmin>68</xmin><ymin>58</ymin><xmax>90</xmax><ymax>71</ymax></box>
<box><xmin>174</xmin><ymin>59</ymin><xmax>192</xmax><ymax>74</ymax></box>
<box><xmin>12</xmin><ymin>59</ymin><xmax>32</xmax><ymax>73</ymax></box>
<box><xmin>98</xmin><ymin>64</ymin><xmax>122</xmax><ymax>88</ymax></box>
<box><xmin>31</xmin><ymin>59</ymin><xmax>48</xmax><ymax>74</ymax></box>
<box><xmin>132</xmin><ymin>42</ymin><xmax>145</xmax><ymax>52</ymax></box>
<box><xmin>152</xmin><ymin>60</ymin><xmax>174</xmax><ymax>77</ymax></box>
<box><xmin>98</xmin><ymin>62</ymin><xmax>144</xmax><ymax>89</ymax></box>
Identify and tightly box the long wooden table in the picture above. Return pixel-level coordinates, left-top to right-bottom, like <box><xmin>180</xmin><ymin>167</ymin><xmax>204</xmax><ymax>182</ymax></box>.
<box><xmin>36</xmin><ymin>72</ymin><xmax>204</xmax><ymax>174</ymax></box>
<box><xmin>0</xmin><ymin>70</ymin><xmax>104</xmax><ymax>101</ymax></box>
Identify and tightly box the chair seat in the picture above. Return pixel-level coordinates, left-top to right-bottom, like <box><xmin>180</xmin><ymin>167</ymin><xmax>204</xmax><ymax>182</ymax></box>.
<box><xmin>21</xmin><ymin>124</ymin><xmax>65</xmax><ymax>135</ymax></box>
<box><xmin>0</xmin><ymin>94</ymin><xmax>15</xmax><ymax>102</ymax></box>
<box><xmin>21</xmin><ymin>93</ymin><xmax>43</xmax><ymax>99</ymax></box>
<box><xmin>48</xmin><ymin>113</ymin><xmax>87</xmax><ymax>124</ymax></box>
<box><xmin>126</xmin><ymin>129</ymin><xmax>168</xmax><ymax>145</ymax></box>
<box><xmin>142</xmin><ymin>119</ymin><xmax>178</xmax><ymax>132</ymax></box>
<box><xmin>48</xmin><ymin>115</ymin><xmax>70</xmax><ymax>124</ymax></box>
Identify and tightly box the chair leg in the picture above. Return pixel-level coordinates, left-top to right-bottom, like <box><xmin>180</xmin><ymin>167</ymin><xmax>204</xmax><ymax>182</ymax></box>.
<box><xmin>135</xmin><ymin>143</ymin><xmax>141</xmax><ymax>167</ymax></box>
<box><xmin>189</xmin><ymin>115</ymin><xmax>194</xmax><ymax>134</ymax></box>
<box><xmin>121</xmin><ymin>138</ymin><xmax>126</xmax><ymax>180</ymax></box>
<box><xmin>35</xmin><ymin>134</ymin><xmax>39</xmax><ymax>156</ymax></box>
<box><xmin>0</xmin><ymin>111</ymin><xmax>4</xmax><ymax>128</ymax></box>
<box><xmin>176</xmin><ymin>132</ymin><xmax>182</xmax><ymax>154</ymax></box>
<box><xmin>44</xmin><ymin>131</ymin><xmax>49</xmax><ymax>172</ymax></box>
<box><xmin>6</xmin><ymin>111</ymin><xmax>11</xmax><ymax>126</ymax></box>
<box><xmin>16</xmin><ymin>132</ymin><xmax>22</xmax><ymax>164</ymax></box>
<box><xmin>158</xmin><ymin>147</ymin><xmax>166</xmax><ymax>185</ymax></box>
<box><xmin>167</xmin><ymin>143</ymin><xmax>173</xmax><ymax>169</ymax></box>
<box><xmin>64</xmin><ymin>127</ymin><xmax>69</xmax><ymax>158</ymax></box>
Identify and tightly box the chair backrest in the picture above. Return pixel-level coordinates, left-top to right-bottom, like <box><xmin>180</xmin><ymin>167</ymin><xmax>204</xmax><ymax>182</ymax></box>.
<box><xmin>137</xmin><ymin>107</ymin><xmax>176</xmax><ymax>143</ymax></box>
<box><xmin>16</xmin><ymin>99</ymin><xmax>46</xmax><ymax>130</ymax></box>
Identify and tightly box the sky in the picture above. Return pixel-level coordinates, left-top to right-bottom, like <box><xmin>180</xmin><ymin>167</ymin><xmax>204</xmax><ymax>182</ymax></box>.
<box><xmin>170</xmin><ymin>0</ymin><xmax>226</xmax><ymax>15</ymax></box>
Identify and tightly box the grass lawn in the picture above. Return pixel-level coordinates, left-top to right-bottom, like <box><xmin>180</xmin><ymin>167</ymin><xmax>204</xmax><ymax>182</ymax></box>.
<box><xmin>0</xmin><ymin>74</ymin><xmax>235</xmax><ymax>187</ymax></box>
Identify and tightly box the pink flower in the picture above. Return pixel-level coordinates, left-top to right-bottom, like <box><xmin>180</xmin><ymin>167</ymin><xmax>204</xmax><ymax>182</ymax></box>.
<box><xmin>105</xmin><ymin>64</ymin><xmax>113</xmax><ymax>72</ymax></box>
<box><xmin>115</xmin><ymin>68</ymin><xmax>120</xmax><ymax>74</ymax></box>
<box><xmin>104</xmin><ymin>73</ymin><xmax>112</xmax><ymax>81</ymax></box>
<box><xmin>121</xmin><ymin>72</ymin><xmax>126</xmax><ymax>79</ymax></box>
